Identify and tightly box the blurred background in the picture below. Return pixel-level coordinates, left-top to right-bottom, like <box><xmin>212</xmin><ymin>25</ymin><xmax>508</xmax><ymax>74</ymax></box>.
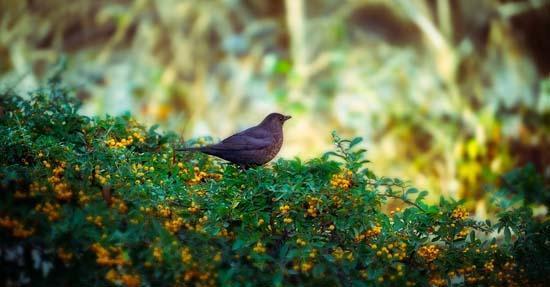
<box><xmin>1</xmin><ymin>0</ymin><xmax>549</xmax><ymax>213</ymax></box>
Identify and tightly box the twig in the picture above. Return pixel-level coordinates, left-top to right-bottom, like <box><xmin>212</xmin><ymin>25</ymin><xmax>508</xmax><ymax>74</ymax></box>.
<box><xmin>385</xmin><ymin>194</ymin><xmax>426</xmax><ymax>212</ymax></box>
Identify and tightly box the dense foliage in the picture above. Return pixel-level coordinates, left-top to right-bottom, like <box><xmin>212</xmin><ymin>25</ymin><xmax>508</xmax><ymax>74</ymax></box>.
<box><xmin>0</xmin><ymin>82</ymin><xmax>548</xmax><ymax>287</ymax></box>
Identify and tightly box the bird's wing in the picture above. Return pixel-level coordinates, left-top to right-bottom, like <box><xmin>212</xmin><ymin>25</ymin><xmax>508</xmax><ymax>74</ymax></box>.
<box><xmin>210</xmin><ymin>126</ymin><xmax>273</xmax><ymax>151</ymax></box>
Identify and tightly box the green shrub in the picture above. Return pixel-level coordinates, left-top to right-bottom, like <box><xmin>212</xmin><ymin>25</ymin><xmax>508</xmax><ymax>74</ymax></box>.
<box><xmin>0</xmin><ymin>81</ymin><xmax>548</xmax><ymax>287</ymax></box>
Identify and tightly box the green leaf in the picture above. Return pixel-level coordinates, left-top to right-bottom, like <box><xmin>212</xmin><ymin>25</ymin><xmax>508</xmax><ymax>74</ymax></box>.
<box><xmin>349</xmin><ymin>137</ymin><xmax>363</xmax><ymax>148</ymax></box>
<box><xmin>406</xmin><ymin>188</ymin><xmax>419</xmax><ymax>195</ymax></box>
<box><xmin>272</xmin><ymin>272</ymin><xmax>283</xmax><ymax>287</ymax></box>
<box><xmin>232</xmin><ymin>239</ymin><xmax>246</xmax><ymax>250</ymax></box>
<box><xmin>274</xmin><ymin>59</ymin><xmax>292</xmax><ymax>74</ymax></box>
<box><xmin>504</xmin><ymin>227</ymin><xmax>512</xmax><ymax>243</ymax></box>
<box><xmin>416</xmin><ymin>190</ymin><xmax>428</xmax><ymax>203</ymax></box>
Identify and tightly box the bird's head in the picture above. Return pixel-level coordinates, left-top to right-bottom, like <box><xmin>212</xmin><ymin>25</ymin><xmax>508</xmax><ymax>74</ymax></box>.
<box><xmin>260</xmin><ymin>113</ymin><xmax>291</xmax><ymax>129</ymax></box>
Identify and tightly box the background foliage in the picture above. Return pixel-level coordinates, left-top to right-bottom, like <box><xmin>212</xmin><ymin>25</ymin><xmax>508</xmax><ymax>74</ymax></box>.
<box><xmin>0</xmin><ymin>82</ymin><xmax>548</xmax><ymax>286</ymax></box>
<box><xmin>1</xmin><ymin>0</ymin><xmax>549</xmax><ymax>209</ymax></box>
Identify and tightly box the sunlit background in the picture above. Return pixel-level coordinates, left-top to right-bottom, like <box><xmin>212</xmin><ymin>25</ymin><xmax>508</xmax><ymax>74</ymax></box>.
<box><xmin>1</xmin><ymin>0</ymin><xmax>549</xmax><ymax>214</ymax></box>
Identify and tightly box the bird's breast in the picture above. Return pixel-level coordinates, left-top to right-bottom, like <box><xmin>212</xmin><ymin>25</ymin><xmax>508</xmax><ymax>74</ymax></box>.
<box><xmin>265</xmin><ymin>133</ymin><xmax>283</xmax><ymax>161</ymax></box>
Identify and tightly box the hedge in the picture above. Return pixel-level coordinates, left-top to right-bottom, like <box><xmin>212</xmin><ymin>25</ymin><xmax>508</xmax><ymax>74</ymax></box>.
<box><xmin>0</xmin><ymin>80</ymin><xmax>548</xmax><ymax>287</ymax></box>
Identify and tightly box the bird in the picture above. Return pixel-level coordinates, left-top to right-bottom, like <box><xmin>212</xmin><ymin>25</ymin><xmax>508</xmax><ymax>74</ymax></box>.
<box><xmin>176</xmin><ymin>113</ymin><xmax>291</xmax><ymax>169</ymax></box>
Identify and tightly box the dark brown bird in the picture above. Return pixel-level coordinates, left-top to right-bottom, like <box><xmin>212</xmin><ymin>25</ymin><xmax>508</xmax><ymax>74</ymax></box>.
<box><xmin>177</xmin><ymin>113</ymin><xmax>291</xmax><ymax>168</ymax></box>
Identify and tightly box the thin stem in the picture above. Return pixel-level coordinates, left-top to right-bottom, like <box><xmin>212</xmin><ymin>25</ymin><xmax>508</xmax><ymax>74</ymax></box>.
<box><xmin>385</xmin><ymin>194</ymin><xmax>426</xmax><ymax>212</ymax></box>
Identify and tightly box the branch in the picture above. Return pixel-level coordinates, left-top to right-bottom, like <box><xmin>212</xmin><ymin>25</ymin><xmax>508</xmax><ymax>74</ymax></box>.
<box><xmin>385</xmin><ymin>194</ymin><xmax>426</xmax><ymax>212</ymax></box>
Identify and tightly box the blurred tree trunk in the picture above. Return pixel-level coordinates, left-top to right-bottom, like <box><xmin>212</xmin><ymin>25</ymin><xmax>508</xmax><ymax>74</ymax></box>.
<box><xmin>285</xmin><ymin>0</ymin><xmax>307</xmax><ymax>102</ymax></box>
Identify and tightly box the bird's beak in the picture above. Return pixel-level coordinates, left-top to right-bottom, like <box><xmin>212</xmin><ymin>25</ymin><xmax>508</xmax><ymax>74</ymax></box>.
<box><xmin>283</xmin><ymin>115</ymin><xmax>292</xmax><ymax>122</ymax></box>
